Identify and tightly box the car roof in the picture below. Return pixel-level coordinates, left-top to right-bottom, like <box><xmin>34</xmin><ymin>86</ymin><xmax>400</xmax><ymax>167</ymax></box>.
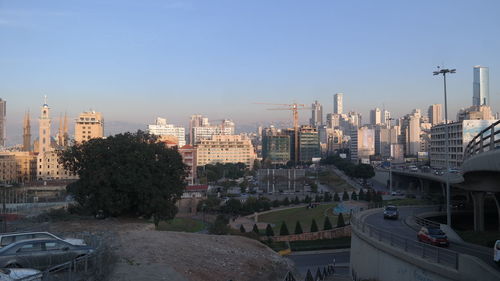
<box><xmin>386</xmin><ymin>205</ymin><xmax>397</xmax><ymax>208</ymax></box>
<box><xmin>0</xmin><ymin>231</ymin><xmax>55</xmax><ymax>237</ymax></box>
<box><xmin>0</xmin><ymin>238</ymin><xmax>69</xmax><ymax>251</ymax></box>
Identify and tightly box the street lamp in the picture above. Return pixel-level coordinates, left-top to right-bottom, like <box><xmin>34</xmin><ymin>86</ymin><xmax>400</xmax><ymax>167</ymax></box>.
<box><xmin>433</xmin><ymin>66</ymin><xmax>456</xmax><ymax>226</ymax></box>
<box><xmin>387</xmin><ymin>118</ymin><xmax>394</xmax><ymax>195</ymax></box>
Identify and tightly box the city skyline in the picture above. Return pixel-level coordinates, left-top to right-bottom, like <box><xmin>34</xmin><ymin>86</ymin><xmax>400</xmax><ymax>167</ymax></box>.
<box><xmin>1</xmin><ymin>1</ymin><xmax>500</xmax><ymax>145</ymax></box>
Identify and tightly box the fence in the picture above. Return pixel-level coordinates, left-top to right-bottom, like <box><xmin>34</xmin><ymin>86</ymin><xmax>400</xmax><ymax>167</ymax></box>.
<box><xmin>464</xmin><ymin>119</ymin><xmax>500</xmax><ymax>159</ymax></box>
<box><xmin>351</xmin><ymin>212</ymin><xmax>459</xmax><ymax>270</ymax></box>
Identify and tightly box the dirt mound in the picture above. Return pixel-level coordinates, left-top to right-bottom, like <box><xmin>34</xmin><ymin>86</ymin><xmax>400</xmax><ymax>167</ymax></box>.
<box><xmin>50</xmin><ymin>219</ymin><xmax>293</xmax><ymax>281</ymax></box>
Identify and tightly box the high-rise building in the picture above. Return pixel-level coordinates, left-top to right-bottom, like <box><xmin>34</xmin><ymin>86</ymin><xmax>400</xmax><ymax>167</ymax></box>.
<box><xmin>191</xmin><ymin>118</ymin><xmax>235</xmax><ymax>144</ymax></box>
<box><xmin>473</xmin><ymin>66</ymin><xmax>489</xmax><ymax>106</ymax></box>
<box><xmin>382</xmin><ymin>110</ymin><xmax>391</xmax><ymax>126</ymax></box>
<box><xmin>370</xmin><ymin>108</ymin><xmax>382</xmax><ymax>125</ymax></box>
<box><xmin>334</xmin><ymin>93</ymin><xmax>343</xmax><ymax>114</ymax></box>
<box><xmin>75</xmin><ymin>111</ymin><xmax>104</xmax><ymax>143</ymax></box>
<box><xmin>428</xmin><ymin>104</ymin><xmax>443</xmax><ymax>125</ymax></box>
<box><xmin>298</xmin><ymin>126</ymin><xmax>321</xmax><ymax>162</ymax></box>
<box><xmin>310</xmin><ymin>100</ymin><xmax>323</xmax><ymax>127</ymax></box>
<box><xmin>0</xmin><ymin>98</ymin><xmax>5</xmax><ymax>147</ymax></box>
<box><xmin>262</xmin><ymin>128</ymin><xmax>291</xmax><ymax>165</ymax></box>
<box><xmin>148</xmin><ymin>117</ymin><xmax>186</xmax><ymax>147</ymax></box>
<box><xmin>358</xmin><ymin>127</ymin><xmax>375</xmax><ymax>162</ymax></box>
<box><xmin>22</xmin><ymin>111</ymin><xmax>31</xmax><ymax>151</ymax></box>
<box><xmin>406</xmin><ymin>114</ymin><xmax>421</xmax><ymax>156</ymax></box>
<box><xmin>378</xmin><ymin>126</ymin><xmax>399</xmax><ymax>157</ymax></box>
<box><xmin>457</xmin><ymin>105</ymin><xmax>494</xmax><ymax>121</ymax></box>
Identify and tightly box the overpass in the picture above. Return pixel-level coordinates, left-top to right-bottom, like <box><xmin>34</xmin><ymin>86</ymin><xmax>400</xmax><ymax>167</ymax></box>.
<box><xmin>350</xmin><ymin>207</ymin><xmax>500</xmax><ymax>281</ymax></box>
<box><xmin>387</xmin><ymin>120</ymin><xmax>500</xmax><ymax>231</ymax></box>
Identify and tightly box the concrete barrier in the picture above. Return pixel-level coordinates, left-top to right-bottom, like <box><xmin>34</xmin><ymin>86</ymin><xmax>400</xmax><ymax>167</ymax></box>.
<box><xmin>350</xmin><ymin>210</ymin><xmax>500</xmax><ymax>281</ymax></box>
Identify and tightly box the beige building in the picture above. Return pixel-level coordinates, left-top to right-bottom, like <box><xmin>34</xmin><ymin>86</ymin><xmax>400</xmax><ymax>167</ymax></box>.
<box><xmin>0</xmin><ymin>152</ymin><xmax>37</xmax><ymax>183</ymax></box>
<box><xmin>36</xmin><ymin>99</ymin><xmax>77</xmax><ymax>181</ymax></box>
<box><xmin>75</xmin><ymin>111</ymin><xmax>104</xmax><ymax>143</ymax></box>
<box><xmin>196</xmin><ymin>135</ymin><xmax>256</xmax><ymax>168</ymax></box>
<box><xmin>179</xmin><ymin>145</ymin><xmax>197</xmax><ymax>185</ymax></box>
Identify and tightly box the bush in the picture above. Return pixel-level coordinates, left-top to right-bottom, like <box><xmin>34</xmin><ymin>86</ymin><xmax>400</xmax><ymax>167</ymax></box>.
<box><xmin>333</xmin><ymin>192</ymin><xmax>340</xmax><ymax>202</ymax></box>
<box><xmin>293</xmin><ymin>196</ymin><xmax>300</xmax><ymax>205</ymax></box>
<box><xmin>359</xmin><ymin>189</ymin><xmax>365</xmax><ymax>200</ymax></box>
<box><xmin>342</xmin><ymin>191</ymin><xmax>349</xmax><ymax>201</ymax></box>
<box><xmin>351</xmin><ymin>191</ymin><xmax>358</xmax><ymax>200</ymax></box>
<box><xmin>209</xmin><ymin>215</ymin><xmax>230</xmax><ymax>235</ymax></box>
<box><xmin>252</xmin><ymin>224</ymin><xmax>259</xmax><ymax>234</ymax></box>
<box><xmin>240</xmin><ymin>224</ymin><xmax>246</xmax><ymax>233</ymax></box>
<box><xmin>323</xmin><ymin>216</ymin><xmax>332</xmax><ymax>230</ymax></box>
<box><xmin>283</xmin><ymin>197</ymin><xmax>290</xmax><ymax>206</ymax></box>
<box><xmin>272</xmin><ymin>200</ymin><xmax>280</xmax><ymax>208</ymax></box>
<box><xmin>337</xmin><ymin>213</ymin><xmax>345</xmax><ymax>227</ymax></box>
<box><xmin>279</xmin><ymin>221</ymin><xmax>290</xmax><ymax>236</ymax></box>
<box><xmin>310</xmin><ymin>219</ymin><xmax>318</xmax><ymax>232</ymax></box>
<box><xmin>266</xmin><ymin>224</ymin><xmax>275</xmax><ymax>237</ymax></box>
<box><xmin>294</xmin><ymin>221</ymin><xmax>303</xmax><ymax>234</ymax></box>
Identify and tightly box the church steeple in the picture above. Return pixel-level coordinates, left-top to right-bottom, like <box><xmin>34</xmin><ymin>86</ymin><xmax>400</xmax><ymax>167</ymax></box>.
<box><xmin>22</xmin><ymin>110</ymin><xmax>31</xmax><ymax>151</ymax></box>
<box><xmin>38</xmin><ymin>96</ymin><xmax>51</xmax><ymax>154</ymax></box>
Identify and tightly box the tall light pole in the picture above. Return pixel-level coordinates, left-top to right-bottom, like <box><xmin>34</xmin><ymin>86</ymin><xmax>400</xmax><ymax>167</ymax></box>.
<box><xmin>387</xmin><ymin>118</ymin><xmax>394</xmax><ymax>195</ymax></box>
<box><xmin>433</xmin><ymin>67</ymin><xmax>456</xmax><ymax>226</ymax></box>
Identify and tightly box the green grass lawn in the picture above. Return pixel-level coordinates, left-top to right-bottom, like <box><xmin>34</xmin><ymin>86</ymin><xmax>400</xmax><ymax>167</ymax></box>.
<box><xmin>258</xmin><ymin>203</ymin><xmax>346</xmax><ymax>233</ymax></box>
<box><xmin>457</xmin><ymin>230</ymin><xmax>500</xmax><ymax>247</ymax></box>
<box><xmin>290</xmin><ymin>237</ymin><xmax>351</xmax><ymax>251</ymax></box>
<box><xmin>318</xmin><ymin>171</ymin><xmax>354</xmax><ymax>192</ymax></box>
<box><xmin>156</xmin><ymin>217</ymin><xmax>205</xmax><ymax>232</ymax></box>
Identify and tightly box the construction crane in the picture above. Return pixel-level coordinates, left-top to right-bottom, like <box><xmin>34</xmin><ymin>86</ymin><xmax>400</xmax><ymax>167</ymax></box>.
<box><xmin>255</xmin><ymin>102</ymin><xmax>311</xmax><ymax>164</ymax></box>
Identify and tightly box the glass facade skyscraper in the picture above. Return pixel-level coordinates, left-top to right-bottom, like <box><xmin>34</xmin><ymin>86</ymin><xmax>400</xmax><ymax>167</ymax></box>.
<box><xmin>473</xmin><ymin>65</ymin><xmax>489</xmax><ymax>106</ymax></box>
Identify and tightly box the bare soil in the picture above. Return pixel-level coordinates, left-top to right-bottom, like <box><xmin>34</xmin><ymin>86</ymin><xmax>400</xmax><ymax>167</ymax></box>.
<box><xmin>48</xmin><ymin>218</ymin><xmax>294</xmax><ymax>281</ymax></box>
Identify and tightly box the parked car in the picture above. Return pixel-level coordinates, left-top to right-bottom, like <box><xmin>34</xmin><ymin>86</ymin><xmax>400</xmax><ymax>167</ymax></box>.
<box><xmin>417</xmin><ymin>227</ymin><xmax>449</xmax><ymax>247</ymax></box>
<box><xmin>494</xmin><ymin>240</ymin><xmax>500</xmax><ymax>265</ymax></box>
<box><xmin>383</xmin><ymin>206</ymin><xmax>399</xmax><ymax>219</ymax></box>
<box><xmin>0</xmin><ymin>268</ymin><xmax>42</xmax><ymax>281</ymax></box>
<box><xmin>0</xmin><ymin>232</ymin><xmax>86</xmax><ymax>248</ymax></box>
<box><xmin>0</xmin><ymin>239</ymin><xmax>94</xmax><ymax>270</ymax></box>
<box><xmin>409</xmin><ymin>166</ymin><xmax>418</xmax><ymax>172</ymax></box>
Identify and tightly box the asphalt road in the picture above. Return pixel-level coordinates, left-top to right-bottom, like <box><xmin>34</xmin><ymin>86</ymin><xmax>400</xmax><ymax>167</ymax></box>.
<box><xmin>364</xmin><ymin>206</ymin><xmax>498</xmax><ymax>270</ymax></box>
<box><xmin>287</xmin><ymin>250</ymin><xmax>350</xmax><ymax>277</ymax></box>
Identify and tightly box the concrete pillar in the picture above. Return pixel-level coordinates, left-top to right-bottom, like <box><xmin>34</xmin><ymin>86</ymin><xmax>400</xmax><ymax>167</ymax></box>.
<box><xmin>471</xmin><ymin>192</ymin><xmax>485</xmax><ymax>232</ymax></box>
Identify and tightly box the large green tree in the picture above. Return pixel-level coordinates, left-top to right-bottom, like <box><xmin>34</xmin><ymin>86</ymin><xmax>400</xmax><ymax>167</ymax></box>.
<box><xmin>59</xmin><ymin>131</ymin><xmax>187</xmax><ymax>227</ymax></box>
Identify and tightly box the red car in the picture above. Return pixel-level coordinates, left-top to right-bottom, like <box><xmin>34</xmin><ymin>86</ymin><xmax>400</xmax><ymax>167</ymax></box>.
<box><xmin>417</xmin><ymin>226</ymin><xmax>449</xmax><ymax>247</ymax></box>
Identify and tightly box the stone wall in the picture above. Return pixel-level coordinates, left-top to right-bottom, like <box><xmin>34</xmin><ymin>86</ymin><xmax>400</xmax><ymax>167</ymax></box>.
<box><xmin>272</xmin><ymin>225</ymin><xmax>351</xmax><ymax>242</ymax></box>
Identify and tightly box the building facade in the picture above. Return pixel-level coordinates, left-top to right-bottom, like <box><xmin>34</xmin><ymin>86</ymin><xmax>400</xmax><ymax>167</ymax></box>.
<box><xmin>428</xmin><ymin>104</ymin><xmax>443</xmax><ymax>125</ymax></box>
<box><xmin>334</xmin><ymin>93</ymin><xmax>343</xmax><ymax>114</ymax></box>
<box><xmin>0</xmin><ymin>98</ymin><xmax>5</xmax><ymax>147</ymax></box>
<box><xmin>74</xmin><ymin>111</ymin><xmax>104</xmax><ymax>143</ymax></box>
<box><xmin>179</xmin><ymin>145</ymin><xmax>197</xmax><ymax>185</ymax></box>
<box><xmin>196</xmin><ymin>135</ymin><xmax>256</xmax><ymax>168</ymax></box>
<box><xmin>148</xmin><ymin>117</ymin><xmax>186</xmax><ymax>147</ymax></box>
<box><xmin>298</xmin><ymin>126</ymin><xmax>320</xmax><ymax>162</ymax></box>
<box><xmin>262</xmin><ymin>129</ymin><xmax>291</xmax><ymax>165</ymax></box>
<box><xmin>370</xmin><ymin>108</ymin><xmax>382</xmax><ymax>125</ymax></box>
<box><xmin>473</xmin><ymin>65</ymin><xmax>489</xmax><ymax>106</ymax></box>
<box><xmin>310</xmin><ymin>100</ymin><xmax>323</xmax><ymax>127</ymax></box>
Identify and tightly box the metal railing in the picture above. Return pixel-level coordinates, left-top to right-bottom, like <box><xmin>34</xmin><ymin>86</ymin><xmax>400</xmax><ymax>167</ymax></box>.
<box><xmin>414</xmin><ymin>216</ymin><xmax>441</xmax><ymax>228</ymax></box>
<box><xmin>464</xmin><ymin>119</ymin><xmax>500</xmax><ymax>159</ymax></box>
<box><xmin>351</xmin><ymin>213</ymin><xmax>459</xmax><ymax>270</ymax></box>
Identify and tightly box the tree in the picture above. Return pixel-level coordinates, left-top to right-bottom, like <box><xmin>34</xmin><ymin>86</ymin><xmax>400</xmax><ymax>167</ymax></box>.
<box><xmin>342</xmin><ymin>190</ymin><xmax>349</xmax><ymax>201</ymax></box>
<box><xmin>310</xmin><ymin>219</ymin><xmax>318</xmax><ymax>232</ymax></box>
<box><xmin>305</xmin><ymin>269</ymin><xmax>314</xmax><ymax>281</ymax></box>
<box><xmin>354</xmin><ymin>164</ymin><xmax>375</xmax><ymax>183</ymax></box>
<box><xmin>323</xmin><ymin>216</ymin><xmax>333</xmax><ymax>230</ymax></box>
<box><xmin>359</xmin><ymin>189</ymin><xmax>365</xmax><ymax>200</ymax></box>
<box><xmin>240</xmin><ymin>224</ymin><xmax>246</xmax><ymax>233</ymax></box>
<box><xmin>294</xmin><ymin>221</ymin><xmax>303</xmax><ymax>234</ymax></box>
<box><xmin>252</xmin><ymin>224</ymin><xmax>259</xmax><ymax>234</ymax></box>
<box><xmin>279</xmin><ymin>221</ymin><xmax>289</xmax><ymax>236</ymax></box>
<box><xmin>266</xmin><ymin>224</ymin><xmax>275</xmax><ymax>237</ymax></box>
<box><xmin>337</xmin><ymin>212</ymin><xmax>345</xmax><ymax>227</ymax></box>
<box><xmin>304</xmin><ymin>195</ymin><xmax>312</xmax><ymax>204</ymax></box>
<box><xmin>333</xmin><ymin>192</ymin><xmax>340</xmax><ymax>202</ymax></box>
<box><xmin>293</xmin><ymin>196</ymin><xmax>300</xmax><ymax>205</ymax></box>
<box><xmin>59</xmin><ymin>131</ymin><xmax>186</xmax><ymax>228</ymax></box>
<box><xmin>365</xmin><ymin>190</ymin><xmax>373</xmax><ymax>202</ymax></box>
<box><xmin>223</xmin><ymin>198</ymin><xmax>243</xmax><ymax>214</ymax></box>
<box><xmin>283</xmin><ymin>197</ymin><xmax>290</xmax><ymax>206</ymax></box>
<box><xmin>324</xmin><ymin>192</ymin><xmax>332</xmax><ymax>202</ymax></box>
<box><xmin>351</xmin><ymin>191</ymin><xmax>358</xmax><ymax>200</ymax></box>
<box><xmin>272</xmin><ymin>200</ymin><xmax>280</xmax><ymax>208</ymax></box>
<box><xmin>209</xmin><ymin>215</ymin><xmax>230</xmax><ymax>235</ymax></box>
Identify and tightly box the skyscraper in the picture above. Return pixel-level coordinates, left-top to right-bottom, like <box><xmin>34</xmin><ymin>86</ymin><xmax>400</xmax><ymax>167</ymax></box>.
<box><xmin>0</xmin><ymin>98</ymin><xmax>5</xmax><ymax>147</ymax></box>
<box><xmin>334</xmin><ymin>93</ymin><xmax>343</xmax><ymax>114</ymax></box>
<box><xmin>310</xmin><ymin>100</ymin><xmax>323</xmax><ymax>127</ymax></box>
<box><xmin>370</xmin><ymin>108</ymin><xmax>382</xmax><ymax>125</ymax></box>
<box><xmin>473</xmin><ymin>65</ymin><xmax>489</xmax><ymax>106</ymax></box>
<box><xmin>428</xmin><ymin>104</ymin><xmax>443</xmax><ymax>125</ymax></box>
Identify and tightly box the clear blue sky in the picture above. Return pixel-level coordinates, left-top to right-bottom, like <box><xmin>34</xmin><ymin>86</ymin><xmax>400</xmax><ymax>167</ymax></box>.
<box><xmin>1</xmin><ymin>0</ymin><xmax>499</xmax><ymax>143</ymax></box>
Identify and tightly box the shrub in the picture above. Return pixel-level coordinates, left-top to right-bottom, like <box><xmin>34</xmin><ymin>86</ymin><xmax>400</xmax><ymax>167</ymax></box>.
<box><xmin>240</xmin><ymin>224</ymin><xmax>246</xmax><ymax>233</ymax></box>
<box><xmin>310</xmin><ymin>219</ymin><xmax>318</xmax><ymax>232</ymax></box>
<box><xmin>337</xmin><ymin>213</ymin><xmax>345</xmax><ymax>227</ymax></box>
<box><xmin>279</xmin><ymin>221</ymin><xmax>290</xmax><ymax>236</ymax></box>
<box><xmin>351</xmin><ymin>191</ymin><xmax>358</xmax><ymax>200</ymax></box>
<box><xmin>333</xmin><ymin>192</ymin><xmax>340</xmax><ymax>202</ymax></box>
<box><xmin>252</xmin><ymin>224</ymin><xmax>259</xmax><ymax>234</ymax></box>
<box><xmin>323</xmin><ymin>216</ymin><xmax>332</xmax><ymax>230</ymax></box>
<box><xmin>342</xmin><ymin>191</ymin><xmax>349</xmax><ymax>201</ymax></box>
<box><xmin>266</xmin><ymin>224</ymin><xmax>275</xmax><ymax>237</ymax></box>
<box><xmin>294</xmin><ymin>221</ymin><xmax>303</xmax><ymax>234</ymax></box>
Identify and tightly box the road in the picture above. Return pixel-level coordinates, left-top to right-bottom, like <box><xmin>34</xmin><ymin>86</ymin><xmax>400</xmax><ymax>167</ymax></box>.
<box><xmin>287</xmin><ymin>250</ymin><xmax>350</xmax><ymax>277</ymax></box>
<box><xmin>364</xmin><ymin>206</ymin><xmax>497</xmax><ymax>270</ymax></box>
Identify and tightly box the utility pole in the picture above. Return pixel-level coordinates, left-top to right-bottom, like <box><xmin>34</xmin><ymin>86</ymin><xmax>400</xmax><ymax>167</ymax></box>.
<box><xmin>433</xmin><ymin>67</ymin><xmax>456</xmax><ymax>226</ymax></box>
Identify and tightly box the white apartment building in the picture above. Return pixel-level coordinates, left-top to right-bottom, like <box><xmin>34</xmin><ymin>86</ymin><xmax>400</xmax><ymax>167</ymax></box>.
<box><xmin>196</xmin><ymin>135</ymin><xmax>256</xmax><ymax>168</ymax></box>
<box><xmin>192</xmin><ymin>124</ymin><xmax>234</xmax><ymax>144</ymax></box>
<box><xmin>148</xmin><ymin>117</ymin><xmax>186</xmax><ymax>147</ymax></box>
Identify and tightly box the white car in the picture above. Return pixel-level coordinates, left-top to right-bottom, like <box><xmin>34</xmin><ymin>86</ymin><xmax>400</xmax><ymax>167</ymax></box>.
<box><xmin>0</xmin><ymin>268</ymin><xmax>42</xmax><ymax>281</ymax></box>
<box><xmin>0</xmin><ymin>232</ymin><xmax>86</xmax><ymax>248</ymax></box>
<box><xmin>494</xmin><ymin>240</ymin><xmax>500</xmax><ymax>265</ymax></box>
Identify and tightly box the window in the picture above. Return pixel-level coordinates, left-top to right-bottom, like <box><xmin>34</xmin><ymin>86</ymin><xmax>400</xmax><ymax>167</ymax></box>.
<box><xmin>18</xmin><ymin>242</ymin><xmax>42</xmax><ymax>252</ymax></box>
<box><xmin>34</xmin><ymin>233</ymin><xmax>53</xmax><ymax>239</ymax></box>
<box><xmin>45</xmin><ymin>241</ymin><xmax>64</xmax><ymax>250</ymax></box>
<box><xmin>0</xmin><ymin>236</ymin><xmax>14</xmax><ymax>247</ymax></box>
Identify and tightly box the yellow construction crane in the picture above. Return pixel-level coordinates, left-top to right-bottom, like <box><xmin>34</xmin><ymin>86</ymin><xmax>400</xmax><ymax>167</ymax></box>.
<box><xmin>255</xmin><ymin>102</ymin><xmax>311</xmax><ymax>163</ymax></box>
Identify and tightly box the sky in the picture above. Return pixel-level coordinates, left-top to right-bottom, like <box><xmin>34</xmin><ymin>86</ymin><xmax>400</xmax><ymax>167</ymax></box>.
<box><xmin>1</xmin><ymin>0</ymin><xmax>500</xmax><ymax>145</ymax></box>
